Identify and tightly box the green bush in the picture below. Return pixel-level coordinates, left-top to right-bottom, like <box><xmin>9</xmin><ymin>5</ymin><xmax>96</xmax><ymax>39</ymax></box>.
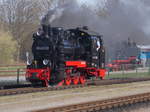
<box><xmin>0</xmin><ymin>31</ymin><xmax>17</xmax><ymax>64</ymax></box>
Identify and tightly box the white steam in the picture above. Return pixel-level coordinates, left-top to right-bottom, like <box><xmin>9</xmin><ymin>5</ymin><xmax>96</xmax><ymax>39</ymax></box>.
<box><xmin>41</xmin><ymin>5</ymin><xmax>64</xmax><ymax>24</ymax></box>
<box><xmin>49</xmin><ymin>8</ymin><xmax>64</xmax><ymax>23</ymax></box>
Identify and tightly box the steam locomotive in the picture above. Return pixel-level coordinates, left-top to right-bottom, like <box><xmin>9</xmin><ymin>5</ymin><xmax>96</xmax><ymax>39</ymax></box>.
<box><xmin>25</xmin><ymin>25</ymin><xmax>106</xmax><ymax>87</ymax></box>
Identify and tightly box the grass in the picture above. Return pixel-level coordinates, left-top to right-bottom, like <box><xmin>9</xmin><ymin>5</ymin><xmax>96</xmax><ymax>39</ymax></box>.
<box><xmin>0</xmin><ymin>65</ymin><xmax>26</xmax><ymax>76</ymax></box>
<box><xmin>105</xmin><ymin>72</ymin><xmax>150</xmax><ymax>79</ymax></box>
<box><xmin>0</xmin><ymin>66</ymin><xmax>25</xmax><ymax>70</ymax></box>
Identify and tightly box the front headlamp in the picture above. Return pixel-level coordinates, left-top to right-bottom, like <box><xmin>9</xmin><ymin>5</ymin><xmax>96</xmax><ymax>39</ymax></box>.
<box><xmin>43</xmin><ymin>59</ymin><xmax>49</xmax><ymax>65</ymax></box>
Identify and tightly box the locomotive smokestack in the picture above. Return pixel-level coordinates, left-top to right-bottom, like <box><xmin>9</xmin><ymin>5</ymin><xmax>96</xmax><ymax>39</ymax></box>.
<box><xmin>48</xmin><ymin>25</ymin><xmax>52</xmax><ymax>37</ymax></box>
<box><xmin>42</xmin><ymin>24</ymin><xmax>48</xmax><ymax>34</ymax></box>
<box><xmin>40</xmin><ymin>24</ymin><xmax>49</xmax><ymax>38</ymax></box>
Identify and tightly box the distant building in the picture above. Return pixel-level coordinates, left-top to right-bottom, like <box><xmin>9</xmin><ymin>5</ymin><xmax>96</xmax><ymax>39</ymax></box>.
<box><xmin>114</xmin><ymin>39</ymin><xmax>140</xmax><ymax>60</ymax></box>
<box><xmin>137</xmin><ymin>45</ymin><xmax>150</xmax><ymax>67</ymax></box>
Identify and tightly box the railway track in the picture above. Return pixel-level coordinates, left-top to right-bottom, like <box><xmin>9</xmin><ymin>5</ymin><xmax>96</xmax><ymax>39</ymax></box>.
<box><xmin>0</xmin><ymin>83</ymin><xmax>31</xmax><ymax>89</ymax></box>
<box><xmin>1</xmin><ymin>78</ymin><xmax>150</xmax><ymax>96</ymax></box>
<box><xmin>33</xmin><ymin>92</ymin><xmax>150</xmax><ymax>112</ymax></box>
<box><xmin>0</xmin><ymin>84</ymin><xmax>86</xmax><ymax>96</ymax></box>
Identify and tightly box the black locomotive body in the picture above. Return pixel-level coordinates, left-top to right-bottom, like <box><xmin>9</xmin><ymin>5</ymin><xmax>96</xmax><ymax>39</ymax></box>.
<box><xmin>26</xmin><ymin>25</ymin><xmax>106</xmax><ymax>86</ymax></box>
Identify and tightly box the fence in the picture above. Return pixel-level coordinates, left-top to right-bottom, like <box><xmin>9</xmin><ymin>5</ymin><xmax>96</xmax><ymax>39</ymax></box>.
<box><xmin>0</xmin><ymin>64</ymin><xmax>26</xmax><ymax>85</ymax></box>
<box><xmin>106</xmin><ymin>64</ymin><xmax>150</xmax><ymax>79</ymax></box>
<box><xmin>1</xmin><ymin>63</ymin><xmax>150</xmax><ymax>85</ymax></box>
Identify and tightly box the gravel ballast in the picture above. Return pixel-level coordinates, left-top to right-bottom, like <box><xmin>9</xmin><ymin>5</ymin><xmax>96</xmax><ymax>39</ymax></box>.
<box><xmin>1</xmin><ymin>81</ymin><xmax>150</xmax><ymax>112</ymax></box>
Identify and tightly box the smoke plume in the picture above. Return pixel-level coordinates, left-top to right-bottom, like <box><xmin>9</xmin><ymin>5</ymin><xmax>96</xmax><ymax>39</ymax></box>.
<box><xmin>41</xmin><ymin>0</ymin><xmax>150</xmax><ymax>59</ymax></box>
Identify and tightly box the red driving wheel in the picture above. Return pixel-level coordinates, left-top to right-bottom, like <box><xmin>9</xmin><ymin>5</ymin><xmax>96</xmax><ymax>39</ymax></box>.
<box><xmin>73</xmin><ymin>76</ymin><xmax>79</xmax><ymax>85</ymax></box>
<box><xmin>65</xmin><ymin>78</ymin><xmax>72</xmax><ymax>85</ymax></box>
<box><xmin>79</xmin><ymin>76</ymin><xmax>86</xmax><ymax>84</ymax></box>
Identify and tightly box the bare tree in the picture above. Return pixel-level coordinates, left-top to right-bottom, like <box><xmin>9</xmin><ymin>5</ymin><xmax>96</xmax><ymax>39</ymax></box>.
<box><xmin>0</xmin><ymin>0</ymin><xmax>41</xmax><ymax>62</ymax></box>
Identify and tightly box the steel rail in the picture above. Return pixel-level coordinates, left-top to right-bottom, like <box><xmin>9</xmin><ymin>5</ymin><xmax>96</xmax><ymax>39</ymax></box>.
<box><xmin>0</xmin><ymin>85</ymin><xmax>86</xmax><ymax>96</ymax></box>
<box><xmin>33</xmin><ymin>92</ymin><xmax>150</xmax><ymax>112</ymax></box>
<box><xmin>1</xmin><ymin>78</ymin><xmax>150</xmax><ymax>96</ymax></box>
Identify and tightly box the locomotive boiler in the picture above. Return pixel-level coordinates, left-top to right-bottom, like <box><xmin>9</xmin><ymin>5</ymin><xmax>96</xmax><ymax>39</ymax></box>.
<box><xmin>25</xmin><ymin>25</ymin><xmax>106</xmax><ymax>86</ymax></box>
